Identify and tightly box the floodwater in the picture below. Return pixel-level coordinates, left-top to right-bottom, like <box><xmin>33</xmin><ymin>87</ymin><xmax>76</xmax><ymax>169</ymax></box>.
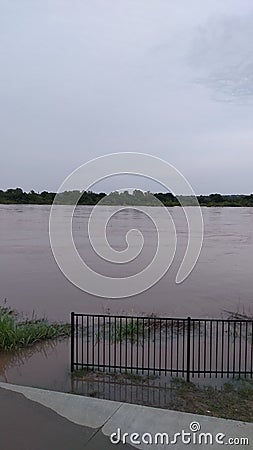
<box><xmin>0</xmin><ymin>205</ymin><xmax>253</xmax><ymax>392</ymax></box>
<box><xmin>0</xmin><ymin>205</ymin><xmax>253</xmax><ymax>320</ymax></box>
<box><xmin>0</xmin><ymin>339</ymin><xmax>71</xmax><ymax>391</ymax></box>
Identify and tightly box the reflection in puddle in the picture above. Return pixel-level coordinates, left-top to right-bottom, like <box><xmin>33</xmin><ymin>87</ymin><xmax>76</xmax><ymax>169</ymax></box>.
<box><xmin>0</xmin><ymin>338</ymin><xmax>71</xmax><ymax>392</ymax></box>
<box><xmin>72</xmin><ymin>371</ymin><xmax>177</xmax><ymax>408</ymax></box>
<box><xmin>71</xmin><ymin>370</ymin><xmax>238</xmax><ymax>409</ymax></box>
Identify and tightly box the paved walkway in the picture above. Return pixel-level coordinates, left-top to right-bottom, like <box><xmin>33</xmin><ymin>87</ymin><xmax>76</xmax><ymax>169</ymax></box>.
<box><xmin>0</xmin><ymin>382</ymin><xmax>253</xmax><ymax>449</ymax></box>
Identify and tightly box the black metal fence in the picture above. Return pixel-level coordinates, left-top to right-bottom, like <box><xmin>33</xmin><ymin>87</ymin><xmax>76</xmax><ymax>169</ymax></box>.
<box><xmin>71</xmin><ymin>313</ymin><xmax>253</xmax><ymax>380</ymax></box>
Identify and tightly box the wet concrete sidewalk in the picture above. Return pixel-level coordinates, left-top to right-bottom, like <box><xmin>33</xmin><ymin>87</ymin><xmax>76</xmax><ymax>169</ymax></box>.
<box><xmin>0</xmin><ymin>382</ymin><xmax>253</xmax><ymax>449</ymax></box>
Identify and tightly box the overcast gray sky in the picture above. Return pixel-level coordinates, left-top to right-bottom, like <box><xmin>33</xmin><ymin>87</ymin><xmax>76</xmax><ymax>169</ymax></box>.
<box><xmin>1</xmin><ymin>0</ymin><xmax>253</xmax><ymax>194</ymax></box>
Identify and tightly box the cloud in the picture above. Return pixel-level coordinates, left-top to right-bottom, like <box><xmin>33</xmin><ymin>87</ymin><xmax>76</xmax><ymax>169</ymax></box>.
<box><xmin>189</xmin><ymin>14</ymin><xmax>253</xmax><ymax>103</ymax></box>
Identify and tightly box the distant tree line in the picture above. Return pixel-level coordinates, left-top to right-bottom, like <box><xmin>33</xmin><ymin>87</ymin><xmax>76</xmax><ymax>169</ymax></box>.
<box><xmin>0</xmin><ymin>188</ymin><xmax>106</xmax><ymax>205</ymax></box>
<box><xmin>1</xmin><ymin>188</ymin><xmax>253</xmax><ymax>207</ymax></box>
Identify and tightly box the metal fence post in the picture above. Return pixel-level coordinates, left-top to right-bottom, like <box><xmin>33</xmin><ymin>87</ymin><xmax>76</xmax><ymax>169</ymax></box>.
<box><xmin>186</xmin><ymin>316</ymin><xmax>191</xmax><ymax>382</ymax></box>
<box><xmin>70</xmin><ymin>312</ymin><xmax>75</xmax><ymax>372</ymax></box>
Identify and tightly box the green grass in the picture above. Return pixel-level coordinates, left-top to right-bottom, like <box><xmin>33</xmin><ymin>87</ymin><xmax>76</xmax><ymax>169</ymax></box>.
<box><xmin>112</xmin><ymin>319</ymin><xmax>146</xmax><ymax>343</ymax></box>
<box><xmin>73</xmin><ymin>367</ymin><xmax>99</xmax><ymax>377</ymax></box>
<box><xmin>0</xmin><ymin>307</ymin><xmax>70</xmax><ymax>351</ymax></box>
<box><xmin>101</xmin><ymin>316</ymin><xmax>200</xmax><ymax>344</ymax></box>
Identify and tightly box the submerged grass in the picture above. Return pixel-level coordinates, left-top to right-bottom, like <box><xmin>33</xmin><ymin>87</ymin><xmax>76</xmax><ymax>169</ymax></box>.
<box><xmin>0</xmin><ymin>307</ymin><xmax>70</xmax><ymax>351</ymax></box>
<box><xmin>112</xmin><ymin>319</ymin><xmax>145</xmax><ymax>343</ymax></box>
<box><xmin>97</xmin><ymin>315</ymin><xmax>201</xmax><ymax>344</ymax></box>
<box><xmin>169</xmin><ymin>377</ymin><xmax>253</xmax><ymax>422</ymax></box>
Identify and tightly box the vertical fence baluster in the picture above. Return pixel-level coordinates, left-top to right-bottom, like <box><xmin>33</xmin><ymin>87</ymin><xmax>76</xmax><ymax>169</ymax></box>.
<box><xmin>186</xmin><ymin>317</ymin><xmax>191</xmax><ymax>382</ymax></box>
<box><xmin>148</xmin><ymin>318</ymin><xmax>150</xmax><ymax>376</ymax></box>
<box><xmin>119</xmin><ymin>317</ymin><xmax>122</xmax><ymax>373</ymax></box>
<box><xmin>92</xmin><ymin>315</ymin><xmax>95</xmax><ymax>369</ymax></box>
<box><xmin>192</xmin><ymin>320</ymin><xmax>195</xmax><ymax>378</ymax></box>
<box><xmin>198</xmin><ymin>320</ymin><xmax>201</xmax><ymax>377</ymax></box>
<box><xmin>131</xmin><ymin>317</ymin><xmax>133</xmax><ymax>373</ymax></box>
<box><xmin>159</xmin><ymin>319</ymin><xmax>162</xmax><ymax>376</ymax></box>
<box><xmin>170</xmin><ymin>320</ymin><xmax>173</xmax><ymax>377</ymax></box>
<box><xmin>70</xmin><ymin>312</ymin><xmax>74</xmax><ymax>372</ymax></box>
<box><xmin>233</xmin><ymin>321</ymin><xmax>236</xmax><ymax>378</ymax></box>
<box><xmin>87</xmin><ymin>316</ymin><xmax>89</xmax><ymax>369</ymax></box>
<box><xmin>239</xmin><ymin>321</ymin><xmax>242</xmax><ymax>377</ymax></box>
<box><xmin>75</xmin><ymin>314</ymin><xmax>79</xmax><ymax>369</ymax></box>
<box><xmin>182</xmin><ymin>319</ymin><xmax>185</xmax><ymax>377</ymax></box>
<box><xmin>142</xmin><ymin>318</ymin><xmax>145</xmax><ymax>374</ymax></box>
<box><xmin>125</xmin><ymin>317</ymin><xmax>128</xmax><ymax>373</ymax></box>
<box><xmin>114</xmin><ymin>316</ymin><xmax>117</xmax><ymax>372</ymax></box>
<box><xmin>108</xmin><ymin>316</ymin><xmax>111</xmax><ymax>372</ymax></box>
<box><xmin>227</xmin><ymin>321</ymin><xmax>230</xmax><ymax>378</ymax></box>
<box><xmin>103</xmin><ymin>316</ymin><xmax>105</xmax><ymax>371</ymax></box>
<box><xmin>215</xmin><ymin>320</ymin><xmax>218</xmax><ymax>378</ymax></box>
<box><xmin>165</xmin><ymin>319</ymin><xmax>168</xmax><ymax>376</ymax></box>
<box><xmin>176</xmin><ymin>320</ymin><xmax>179</xmax><ymax>377</ymax></box>
<box><xmin>221</xmin><ymin>321</ymin><xmax>224</xmax><ymax>378</ymax></box>
<box><xmin>204</xmin><ymin>320</ymin><xmax>206</xmax><ymax>378</ymax></box>
<box><xmin>153</xmin><ymin>318</ymin><xmax>156</xmax><ymax>376</ymax></box>
<box><xmin>81</xmin><ymin>315</ymin><xmax>84</xmax><ymax>368</ymax></box>
<box><xmin>251</xmin><ymin>323</ymin><xmax>253</xmax><ymax>378</ymax></box>
<box><xmin>136</xmin><ymin>318</ymin><xmax>139</xmax><ymax>374</ymax></box>
<box><xmin>245</xmin><ymin>322</ymin><xmax>248</xmax><ymax>378</ymax></box>
<box><xmin>97</xmin><ymin>316</ymin><xmax>100</xmax><ymax>370</ymax></box>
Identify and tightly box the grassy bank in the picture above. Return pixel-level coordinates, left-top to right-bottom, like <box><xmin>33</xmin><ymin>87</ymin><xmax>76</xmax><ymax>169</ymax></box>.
<box><xmin>0</xmin><ymin>307</ymin><xmax>70</xmax><ymax>351</ymax></box>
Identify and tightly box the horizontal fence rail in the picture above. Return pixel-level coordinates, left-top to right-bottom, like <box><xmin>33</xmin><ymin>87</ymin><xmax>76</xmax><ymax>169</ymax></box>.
<box><xmin>70</xmin><ymin>313</ymin><xmax>253</xmax><ymax>380</ymax></box>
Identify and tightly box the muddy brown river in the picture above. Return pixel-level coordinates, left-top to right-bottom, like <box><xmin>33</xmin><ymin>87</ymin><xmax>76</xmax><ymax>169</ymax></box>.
<box><xmin>1</xmin><ymin>205</ymin><xmax>253</xmax><ymax>319</ymax></box>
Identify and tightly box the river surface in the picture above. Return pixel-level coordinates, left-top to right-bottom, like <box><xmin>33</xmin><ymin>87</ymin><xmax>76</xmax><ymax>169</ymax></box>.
<box><xmin>0</xmin><ymin>205</ymin><xmax>253</xmax><ymax>321</ymax></box>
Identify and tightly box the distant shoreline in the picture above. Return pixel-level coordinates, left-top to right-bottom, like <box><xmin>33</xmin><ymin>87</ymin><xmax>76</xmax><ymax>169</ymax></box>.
<box><xmin>1</xmin><ymin>188</ymin><xmax>253</xmax><ymax>207</ymax></box>
<box><xmin>1</xmin><ymin>203</ymin><xmax>252</xmax><ymax>207</ymax></box>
